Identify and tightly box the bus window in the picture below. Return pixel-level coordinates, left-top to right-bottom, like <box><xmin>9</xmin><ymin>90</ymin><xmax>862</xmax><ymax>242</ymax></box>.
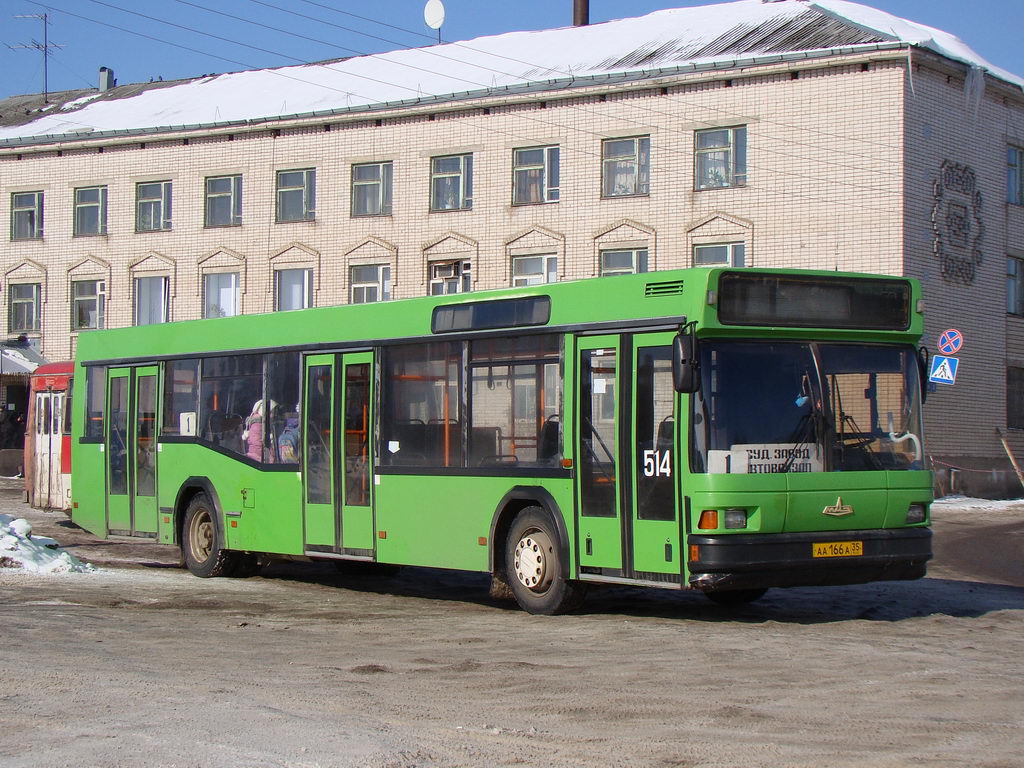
<box><xmin>63</xmin><ymin>378</ymin><xmax>73</xmax><ymax>435</ymax></box>
<box><xmin>265</xmin><ymin>352</ymin><xmax>300</xmax><ymax>465</ymax></box>
<box><xmin>85</xmin><ymin>366</ymin><xmax>105</xmax><ymax>441</ymax></box>
<box><xmin>200</xmin><ymin>355</ymin><xmax>262</xmax><ymax>458</ymax></box>
<box><xmin>162</xmin><ymin>359</ymin><xmax>200</xmax><ymax>437</ymax></box>
<box><xmin>468</xmin><ymin>334</ymin><xmax>561</xmax><ymax>466</ymax></box>
<box><xmin>381</xmin><ymin>342</ymin><xmax>464</xmax><ymax>468</ymax></box>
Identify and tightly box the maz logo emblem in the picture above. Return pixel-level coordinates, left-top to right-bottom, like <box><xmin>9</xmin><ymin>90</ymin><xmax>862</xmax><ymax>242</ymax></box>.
<box><xmin>822</xmin><ymin>497</ymin><xmax>854</xmax><ymax>517</ymax></box>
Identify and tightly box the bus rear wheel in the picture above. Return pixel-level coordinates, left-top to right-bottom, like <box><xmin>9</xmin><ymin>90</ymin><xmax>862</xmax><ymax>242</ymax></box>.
<box><xmin>182</xmin><ymin>492</ymin><xmax>238</xmax><ymax>578</ymax></box>
<box><xmin>505</xmin><ymin>506</ymin><xmax>586</xmax><ymax>615</ymax></box>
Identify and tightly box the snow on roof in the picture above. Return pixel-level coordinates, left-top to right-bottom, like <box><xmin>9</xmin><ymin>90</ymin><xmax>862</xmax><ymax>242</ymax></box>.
<box><xmin>0</xmin><ymin>0</ymin><xmax>1018</xmax><ymax>144</ymax></box>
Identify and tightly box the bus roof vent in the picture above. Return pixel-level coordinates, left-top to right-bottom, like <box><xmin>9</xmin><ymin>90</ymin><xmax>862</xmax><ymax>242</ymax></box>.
<box><xmin>644</xmin><ymin>279</ymin><xmax>685</xmax><ymax>297</ymax></box>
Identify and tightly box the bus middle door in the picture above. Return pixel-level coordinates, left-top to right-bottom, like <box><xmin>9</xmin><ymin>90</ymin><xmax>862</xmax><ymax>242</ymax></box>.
<box><xmin>105</xmin><ymin>365</ymin><xmax>159</xmax><ymax>536</ymax></box>
<box><xmin>302</xmin><ymin>351</ymin><xmax>376</xmax><ymax>558</ymax></box>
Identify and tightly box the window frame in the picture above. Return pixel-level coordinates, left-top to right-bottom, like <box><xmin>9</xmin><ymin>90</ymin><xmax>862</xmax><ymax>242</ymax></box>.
<box><xmin>71</xmin><ymin>279</ymin><xmax>106</xmax><ymax>332</ymax></box>
<box><xmin>350</xmin><ymin>264</ymin><xmax>392</xmax><ymax>304</ymax></box>
<box><xmin>512</xmin><ymin>145</ymin><xmax>560</xmax><ymax>205</ymax></box>
<box><xmin>204</xmin><ymin>174</ymin><xmax>243</xmax><ymax>228</ymax></box>
<box><xmin>1009</xmin><ymin>366</ymin><xmax>1024</xmax><ymax>429</ymax></box>
<box><xmin>275</xmin><ymin>267</ymin><xmax>314</xmax><ymax>311</ymax></box>
<box><xmin>1009</xmin><ymin>146</ymin><xmax>1024</xmax><ymax>206</ymax></box>
<box><xmin>134</xmin><ymin>275</ymin><xmax>169</xmax><ymax>326</ymax></box>
<box><xmin>203</xmin><ymin>272</ymin><xmax>240</xmax><ymax>318</ymax></box>
<box><xmin>135</xmin><ymin>180</ymin><xmax>173</xmax><ymax>232</ymax></box>
<box><xmin>601</xmin><ymin>136</ymin><xmax>650</xmax><ymax>198</ymax></box>
<box><xmin>11</xmin><ymin>191</ymin><xmax>44</xmax><ymax>240</ymax></box>
<box><xmin>511</xmin><ymin>254</ymin><xmax>558</xmax><ymax>287</ymax></box>
<box><xmin>695</xmin><ymin>126</ymin><xmax>748</xmax><ymax>190</ymax></box>
<box><xmin>599</xmin><ymin>248</ymin><xmax>649</xmax><ymax>276</ymax></box>
<box><xmin>275</xmin><ymin>168</ymin><xmax>316</xmax><ymax>223</ymax></box>
<box><xmin>430</xmin><ymin>153</ymin><xmax>474</xmax><ymax>212</ymax></box>
<box><xmin>693</xmin><ymin>242</ymin><xmax>746</xmax><ymax>268</ymax></box>
<box><xmin>429</xmin><ymin>260</ymin><xmax>472</xmax><ymax>296</ymax></box>
<box><xmin>73</xmin><ymin>186</ymin><xmax>108</xmax><ymax>237</ymax></box>
<box><xmin>351</xmin><ymin>161</ymin><xmax>393</xmax><ymax>217</ymax></box>
<box><xmin>8</xmin><ymin>282</ymin><xmax>41</xmax><ymax>333</ymax></box>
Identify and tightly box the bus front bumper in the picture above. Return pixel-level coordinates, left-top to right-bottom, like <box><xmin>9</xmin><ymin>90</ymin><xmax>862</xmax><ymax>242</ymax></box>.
<box><xmin>687</xmin><ymin>527</ymin><xmax>932</xmax><ymax>591</ymax></box>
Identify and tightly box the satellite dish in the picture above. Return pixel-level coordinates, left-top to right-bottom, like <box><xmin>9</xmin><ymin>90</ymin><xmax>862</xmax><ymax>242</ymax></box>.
<box><xmin>424</xmin><ymin>0</ymin><xmax>445</xmax><ymax>30</ymax></box>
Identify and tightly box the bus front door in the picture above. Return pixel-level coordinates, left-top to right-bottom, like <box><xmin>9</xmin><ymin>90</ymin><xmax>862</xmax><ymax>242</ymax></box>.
<box><xmin>32</xmin><ymin>390</ymin><xmax>63</xmax><ymax>509</ymax></box>
<box><xmin>105</xmin><ymin>365</ymin><xmax>159</xmax><ymax>536</ymax></box>
<box><xmin>302</xmin><ymin>352</ymin><xmax>376</xmax><ymax>557</ymax></box>
<box><xmin>576</xmin><ymin>333</ymin><xmax>681</xmax><ymax>582</ymax></box>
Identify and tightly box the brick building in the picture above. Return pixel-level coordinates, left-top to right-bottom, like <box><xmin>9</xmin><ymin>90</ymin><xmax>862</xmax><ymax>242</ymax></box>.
<box><xmin>1</xmin><ymin>0</ymin><xmax>1022</xmax><ymax>494</ymax></box>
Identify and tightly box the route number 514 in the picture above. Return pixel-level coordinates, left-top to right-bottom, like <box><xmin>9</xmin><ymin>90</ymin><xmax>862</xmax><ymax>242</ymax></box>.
<box><xmin>642</xmin><ymin>449</ymin><xmax>671</xmax><ymax>477</ymax></box>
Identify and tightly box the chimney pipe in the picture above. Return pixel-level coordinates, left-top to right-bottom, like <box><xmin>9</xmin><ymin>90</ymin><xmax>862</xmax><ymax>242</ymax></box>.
<box><xmin>98</xmin><ymin>67</ymin><xmax>115</xmax><ymax>92</ymax></box>
<box><xmin>573</xmin><ymin>0</ymin><xmax>589</xmax><ymax>26</ymax></box>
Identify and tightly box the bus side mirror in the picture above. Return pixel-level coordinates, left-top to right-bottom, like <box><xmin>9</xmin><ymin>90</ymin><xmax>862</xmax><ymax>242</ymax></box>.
<box><xmin>672</xmin><ymin>333</ymin><xmax>700</xmax><ymax>393</ymax></box>
<box><xmin>917</xmin><ymin>346</ymin><xmax>929</xmax><ymax>404</ymax></box>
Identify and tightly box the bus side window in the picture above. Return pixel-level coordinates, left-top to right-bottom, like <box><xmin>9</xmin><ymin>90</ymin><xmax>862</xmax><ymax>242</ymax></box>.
<box><xmin>85</xmin><ymin>366</ymin><xmax>105</xmax><ymax>440</ymax></box>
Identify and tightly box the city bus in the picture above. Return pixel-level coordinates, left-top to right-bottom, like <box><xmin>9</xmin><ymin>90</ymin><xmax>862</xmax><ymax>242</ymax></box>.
<box><xmin>25</xmin><ymin>361</ymin><xmax>74</xmax><ymax>512</ymax></box>
<box><xmin>70</xmin><ymin>267</ymin><xmax>933</xmax><ymax>614</ymax></box>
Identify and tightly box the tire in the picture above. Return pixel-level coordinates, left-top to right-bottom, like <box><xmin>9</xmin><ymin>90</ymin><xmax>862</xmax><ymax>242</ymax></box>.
<box><xmin>704</xmin><ymin>588</ymin><xmax>768</xmax><ymax>606</ymax></box>
<box><xmin>181</xmin><ymin>492</ymin><xmax>237</xmax><ymax>578</ymax></box>
<box><xmin>505</xmin><ymin>506</ymin><xmax>586</xmax><ymax>615</ymax></box>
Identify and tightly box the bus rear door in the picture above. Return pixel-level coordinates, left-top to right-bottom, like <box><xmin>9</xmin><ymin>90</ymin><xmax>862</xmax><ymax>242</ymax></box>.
<box><xmin>576</xmin><ymin>332</ymin><xmax>682</xmax><ymax>583</ymax></box>
<box><xmin>105</xmin><ymin>366</ymin><xmax>159</xmax><ymax>536</ymax></box>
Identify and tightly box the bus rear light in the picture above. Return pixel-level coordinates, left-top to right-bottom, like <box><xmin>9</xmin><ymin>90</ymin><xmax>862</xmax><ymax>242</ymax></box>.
<box><xmin>697</xmin><ymin>510</ymin><xmax>718</xmax><ymax>529</ymax></box>
<box><xmin>906</xmin><ymin>503</ymin><xmax>927</xmax><ymax>524</ymax></box>
<box><xmin>561</xmin><ymin>458</ymin><xmax>573</xmax><ymax>469</ymax></box>
<box><xmin>724</xmin><ymin>509</ymin><xmax>748</xmax><ymax>529</ymax></box>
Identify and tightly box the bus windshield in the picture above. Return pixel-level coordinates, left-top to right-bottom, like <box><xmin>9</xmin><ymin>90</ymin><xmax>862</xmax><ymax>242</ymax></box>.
<box><xmin>692</xmin><ymin>341</ymin><xmax>923</xmax><ymax>473</ymax></box>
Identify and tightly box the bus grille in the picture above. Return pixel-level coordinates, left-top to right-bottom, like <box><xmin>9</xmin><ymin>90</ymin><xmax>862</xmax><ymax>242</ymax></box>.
<box><xmin>644</xmin><ymin>280</ymin><xmax>685</xmax><ymax>297</ymax></box>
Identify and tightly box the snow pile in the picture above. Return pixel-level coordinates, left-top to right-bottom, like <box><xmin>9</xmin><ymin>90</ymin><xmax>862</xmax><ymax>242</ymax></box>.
<box><xmin>933</xmin><ymin>495</ymin><xmax>1024</xmax><ymax>512</ymax></box>
<box><xmin>0</xmin><ymin>513</ymin><xmax>96</xmax><ymax>574</ymax></box>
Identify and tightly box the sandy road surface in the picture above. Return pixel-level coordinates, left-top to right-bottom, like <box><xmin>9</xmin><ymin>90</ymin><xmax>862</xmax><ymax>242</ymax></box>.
<box><xmin>1</xmin><ymin>487</ymin><xmax>1022</xmax><ymax>768</ymax></box>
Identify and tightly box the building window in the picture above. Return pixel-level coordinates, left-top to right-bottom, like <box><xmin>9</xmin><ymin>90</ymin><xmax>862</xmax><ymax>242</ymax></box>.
<box><xmin>512</xmin><ymin>254</ymin><xmax>557</xmax><ymax>286</ymax></box>
<box><xmin>431</xmin><ymin>154</ymin><xmax>473</xmax><ymax>211</ymax></box>
<box><xmin>135</xmin><ymin>276</ymin><xmax>168</xmax><ymax>326</ymax></box>
<box><xmin>1009</xmin><ymin>367</ymin><xmax>1024</xmax><ymax>429</ymax></box>
<box><xmin>136</xmin><ymin>181</ymin><xmax>172</xmax><ymax>232</ymax></box>
<box><xmin>71</xmin><ymin>279</ymin><xmax>106</xmax><ymax>331</ymax></box>
<box><xmin>600</xmin><ymin>248</ymin><xmax>648</xmax><ymax>276</ymax></box>
<box><xmin>695</xmin><ymin>126</ymin><xmax>747</xmax><ymax>190</ymax></box>
<box><xmin>602</xmin><ymin>137</ymin><xmax>649</xmax><ymax>197</ymax></box>
<box><xmin>276</xmin><ymin>168</ymin><xmax>316</xmax><ymax>222</ymax></box>
<box><xmin>694</xmin><ymin>242</ymin><xmax>746</xmax><ymax>267</ymax></box>
<box><xmin>1010</xmin><ymin>147</ymin><xmax>1024</xmax><ymax>206</ymax></box>
<box><xmin>8</xmin><ymin>283</ymin><xmax>40</xmax><ymax>332</ymax></box>
<box><xmin>513</xmin><ymin>146</ymin><xmax>560</xmax><ymax>205</ymax></box>
<box><xmin>204</xmin><ymin>272</ymin><xmax>239</xmax><ymax>318</ymax></box>
<box><xmin>205</xmin><ymin>175</ymin><xmax>242</xmax><ymax>227</ymax></box>
<box><xmin>1009</xmin><ymin>257</ymin><xmax>1024</xmax><ymax>315</ymax></box>
<box><xmin>429</xmin><ymin>260</ymin><xmax>472</xmax><ymax>295</ymax></box>
<box><xmin>11</xmin><ymin>191</ymin><xmax>44</xmax><ymax>240</ymax></box>
<box><xmin>350</xmin><ymin>264</ymin><xmax>391</xmax><ymax>304</ymax></box>
<box><xmin>74</xmin><ymin>186</ymin><xmax>107</xmax><ymax>236</ymax></box>
<box><xmin>351</xmin><ymin>162</ymin><xmax>393</xmax><ymax>216</ymax></box>
<box><xmin>276</xmin><ymin>268</ymin><xmax>313</xmax><ymax>311</ymax></box>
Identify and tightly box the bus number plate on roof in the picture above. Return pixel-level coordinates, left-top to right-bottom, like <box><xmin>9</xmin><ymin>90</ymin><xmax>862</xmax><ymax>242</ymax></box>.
<box><xmin>812</xmin><ymin>541</ymin><xmax>863</xmax><ymax>558</ymax></box>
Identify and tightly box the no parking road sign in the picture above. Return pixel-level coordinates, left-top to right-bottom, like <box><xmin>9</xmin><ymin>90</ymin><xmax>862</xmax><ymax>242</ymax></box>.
<box><xmin>929</xmin><ymin>355</ymin><xmax>959</xmax><ymax>385</ymax></box>
<box><xmin>938</xmin><ymin>328</ymin><xmax>964</xmax><ymax>356</ymax></box>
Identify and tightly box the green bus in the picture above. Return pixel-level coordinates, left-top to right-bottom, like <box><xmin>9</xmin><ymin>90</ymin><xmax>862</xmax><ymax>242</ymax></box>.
<box><xmin>71</xmin><ymin>267</ymin><xmax>932</xmax><ymax>614</ymax></box>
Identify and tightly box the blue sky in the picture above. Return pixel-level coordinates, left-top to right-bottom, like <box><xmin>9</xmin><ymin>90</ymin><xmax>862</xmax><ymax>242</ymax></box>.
<box><xmin>1</xmin><ymin>0</ymin><xmax>1020</xmax><ymax>99</ymax></box>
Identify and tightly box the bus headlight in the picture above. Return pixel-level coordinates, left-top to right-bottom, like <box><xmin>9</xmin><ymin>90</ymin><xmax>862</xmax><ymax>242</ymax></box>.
<box><xmin>906</xmin><ymin>503</ymin><xmax>928</xmax><ymax>524</ymax></box>
<box><xmin>724</xmin><ymin>508</ymin><xmax>748</xmax><ymax>529</ymax></box>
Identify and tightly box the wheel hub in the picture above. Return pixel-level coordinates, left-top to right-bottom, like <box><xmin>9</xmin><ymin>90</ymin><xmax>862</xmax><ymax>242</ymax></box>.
<box><xmin>513</xmin><ymin>529</ymin><xmax>554</xmax><ymax>592</ymax></box>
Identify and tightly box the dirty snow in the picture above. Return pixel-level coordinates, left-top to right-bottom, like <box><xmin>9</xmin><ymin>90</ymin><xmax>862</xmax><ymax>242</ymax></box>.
<box><xmin>0</xmin><ymin>513</ymin><xmax>95</xmax><ymax>574</ymax></box>
<box><xmin>933</xmin><ymin>495</ymin><xmax>1024</xmax><ymax>512</ymax></box>
<box><xmin>0</xmin><ymin>0</ymin><xmax>1019</xmax><ymax>142</ymax></box>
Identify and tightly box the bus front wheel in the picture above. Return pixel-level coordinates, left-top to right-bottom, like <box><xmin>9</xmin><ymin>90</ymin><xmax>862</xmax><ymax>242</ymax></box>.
<box><xmin>505</xmin><ymin>506</ymin><xmax>586</xmax><ymax>615</ymax></box>
<box><xmin>182</xmin><ymin>492</ymin><xmax>238</xmax><ymax>578</ymax></box>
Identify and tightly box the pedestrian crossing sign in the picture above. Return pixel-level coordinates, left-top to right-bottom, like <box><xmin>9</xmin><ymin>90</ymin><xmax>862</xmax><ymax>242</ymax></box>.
<box><xmin>929</xmin><ymin>355</ymin><xmax>959</xmax><ymax>385</ymax></box>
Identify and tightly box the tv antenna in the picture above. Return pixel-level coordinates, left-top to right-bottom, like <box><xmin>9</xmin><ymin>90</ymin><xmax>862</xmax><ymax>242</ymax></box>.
<box><xmin>8</xmin><ymin>13</ymin><xmax>65</xmax><ymax>103</ymax></box>
<box><xmin>424</xmin><ymin>0</ymin><xmax>445</xmax><ymax>44</ymax></box>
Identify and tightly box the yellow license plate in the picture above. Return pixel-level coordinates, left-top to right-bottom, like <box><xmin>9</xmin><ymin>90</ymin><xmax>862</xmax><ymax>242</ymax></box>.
<box><xmin>812</xmin><ymin>540</ymin><xmax>863</xmax><ymax>558</ymax></box>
